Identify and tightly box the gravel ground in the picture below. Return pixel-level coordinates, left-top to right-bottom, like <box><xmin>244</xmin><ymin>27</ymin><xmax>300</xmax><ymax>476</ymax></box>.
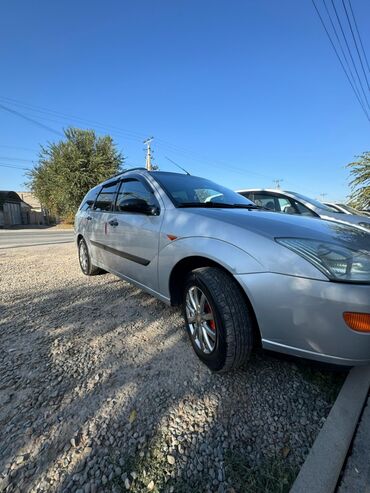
<box><xmin>0</xmin><ymin>244</ymin><xmax>345</xmax><ymax>493</ymax></box>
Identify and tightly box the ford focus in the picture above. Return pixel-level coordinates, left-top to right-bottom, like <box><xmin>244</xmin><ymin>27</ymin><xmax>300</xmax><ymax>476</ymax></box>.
<box><xmin>75</xmin><ymin>169</ymin><xmax>370</xmax><ymax>372</ymax></box>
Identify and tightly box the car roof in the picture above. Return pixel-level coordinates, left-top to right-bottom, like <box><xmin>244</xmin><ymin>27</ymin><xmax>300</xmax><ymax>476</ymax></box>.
<box><xmin>101</xmin><ymin>169</ymin><xmax>213</xmax><ymax>187</ymax></box>
<box><xmin>237</xmin><ymin>188</ymin><xmax>284</xmax><ymax>194</ymax></box>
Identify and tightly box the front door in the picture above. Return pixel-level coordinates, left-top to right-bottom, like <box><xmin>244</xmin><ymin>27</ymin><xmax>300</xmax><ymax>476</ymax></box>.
<box><xmin>104</xmin><ymin>177</ymin><xmax>163</xmax><ymax>292</ymax></box>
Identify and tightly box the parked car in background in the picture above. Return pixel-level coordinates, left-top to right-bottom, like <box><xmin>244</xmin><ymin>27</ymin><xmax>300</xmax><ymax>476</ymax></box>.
<box><xmin>237</xmin><ymin>189</ymin><xmax>370</xmax><ymax>232</ymax></box>
<box><xmin>75</xmin><ymin>169</ymin><xmax>370</xmax><ymax>372</ymax></box>
<box><xmin>324</xmin><ymin>202</ymin><xmax>369</xmax><ymax>216</ymax></box>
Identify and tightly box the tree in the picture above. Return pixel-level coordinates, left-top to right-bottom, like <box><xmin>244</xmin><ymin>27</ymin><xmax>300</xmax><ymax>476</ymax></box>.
<box><xmin>346</xmin><ymin>151</ymin><xmax>370</xmax><ymax>209</ymax></box>
<box><xmin>27</xmin><ymin>127</ymin><xmax>124</xmax><ymax>221</ymax></box>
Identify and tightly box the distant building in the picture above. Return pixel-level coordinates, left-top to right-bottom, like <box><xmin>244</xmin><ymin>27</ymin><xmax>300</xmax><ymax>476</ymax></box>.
<box><xmin>0</xmin><ymin>191</ymin><xmax>27</xmax><ymax>227</ymax></box>
<box><xmin>0</xmin><ymin>191</ymin><xmax>48</xmax><ymax>228</ymax></box>
<box><xmin>17</xmin><ymin>191</ymin><xmax>43</xmax><ymax>212</ymax></box>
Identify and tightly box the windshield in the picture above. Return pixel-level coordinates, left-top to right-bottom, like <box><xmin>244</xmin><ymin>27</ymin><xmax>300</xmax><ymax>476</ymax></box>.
<box><xmin>337</xmin><ymin>203</ymin><xmax>366</xmax><ymax>216</ymax></box>
<box><xmin>287</xmin><ymin>191</ymin><xmax>335</xmax><ymax>212</ymax></box>
<box><xmin>152</xmin><ymin>172</ymin><xmax>256</xmax><ymax>207</ymax></box>
<box><xmin>324</xmin><ymin>203</ymin><xmax>344</xmax><ymax>213</ymax></box>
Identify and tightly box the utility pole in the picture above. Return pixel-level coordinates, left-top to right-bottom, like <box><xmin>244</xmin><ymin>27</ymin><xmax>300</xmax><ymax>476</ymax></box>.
<box><xmin>273</xmin><ymin>179</ymin><xmax>283</xmax><ymax>189</ymax></box>
<box><xmin>144</xmin><ymin>137</ymin><xmax>154</xmax><ymax>171</ymax></box>
<box><xmin>319</xmin><ymin>193</ymin><xmax>327</xmax><ymax>202</ymax></box>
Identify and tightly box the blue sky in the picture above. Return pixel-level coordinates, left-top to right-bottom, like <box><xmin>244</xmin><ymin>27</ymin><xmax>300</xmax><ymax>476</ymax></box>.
<box><xmin>0</xmin><ymin>0</ymin><xmax>369</xmax><ymax>201</ymax></box>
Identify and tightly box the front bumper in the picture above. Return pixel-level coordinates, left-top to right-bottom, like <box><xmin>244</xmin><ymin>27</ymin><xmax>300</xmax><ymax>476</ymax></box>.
<box><xmin>236</xmin><ymin>272</ymin><xmax>370</xmax><ymax>366</ymax></box>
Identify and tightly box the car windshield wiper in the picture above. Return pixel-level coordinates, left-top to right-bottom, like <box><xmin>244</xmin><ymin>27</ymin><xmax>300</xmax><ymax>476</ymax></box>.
<box><xmin>228</xmin><ymin>204</ymin><xmax>263</xmax><ymax>209</ymax></box>
<box><xmin>176</xmin><ymin>202</ymin><xmax>262</xmax><ymax>209</ymax></box>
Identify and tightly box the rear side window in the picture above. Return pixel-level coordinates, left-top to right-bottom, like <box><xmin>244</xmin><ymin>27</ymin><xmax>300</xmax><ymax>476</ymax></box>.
<box><xmin>94</xmin><ymin>182</ymin><xmax>119</xmax><ymax>212</ymax></box>
<box><xmin>79</xmin><ymin>187</ymin><xmax>101</xmax><ymax>211</ymax></box>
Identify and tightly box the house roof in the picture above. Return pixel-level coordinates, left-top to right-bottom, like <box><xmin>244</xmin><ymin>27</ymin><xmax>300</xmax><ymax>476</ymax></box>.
<box><xmin>0</xmin><ymin>191</ymin><xmax>23</xmax><ymax>207</ymax></box>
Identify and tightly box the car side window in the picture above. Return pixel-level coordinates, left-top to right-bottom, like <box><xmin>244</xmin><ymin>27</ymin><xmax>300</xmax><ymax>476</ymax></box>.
<box><xmin>115</xmin><ymin>179</ymin><xmax>159</xmax><ymax>211</ymax></box>
<box><xmin>79</xmin><ymin>187</ymin><xmax>100</xmax><ymax>211</ymax></box>
<box><xmin>93</xmin><ymin>182</ymin><xmax>119</xmax><ymax>212</ymax></box>
<box><xmin>291</xmin><ymin>199</ymin><xmax>317</xmax><ymax>217</ymax></box>
<box><xmin>252</xmin><ymin>194</ymin><xmax>277</xmax><ymax>211</ymax></box>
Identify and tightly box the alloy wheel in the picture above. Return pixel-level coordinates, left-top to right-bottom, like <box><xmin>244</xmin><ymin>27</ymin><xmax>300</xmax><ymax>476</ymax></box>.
<box><xmin>185</xmin><ymin>286</ymin><xmax>217</xmax><ymax>354</ymax></box>
<box><xmin>79</xmin><ymin>241</ymin><xmax>88</xmax><ymax>273</ymax></box>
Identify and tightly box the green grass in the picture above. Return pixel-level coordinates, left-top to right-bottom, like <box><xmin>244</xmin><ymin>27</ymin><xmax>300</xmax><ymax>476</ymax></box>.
<box><xmin>111</xmin><ymin>438</ymin><xmax>298</xmax><ymax>493</ymax></box>
<box><xmin>295</xmin><ymin>363</ymin><xmax>346</xmax><ymax>402</ymax></box>
<box><xmin>110</xmin><ymin>434</ymin><xmax>191</xmax><ymax>493</ymax></box>
<box><xmin>225</xmin><ymin>451</ymin><xmax>299</xmax><ymax>493</ymax></box>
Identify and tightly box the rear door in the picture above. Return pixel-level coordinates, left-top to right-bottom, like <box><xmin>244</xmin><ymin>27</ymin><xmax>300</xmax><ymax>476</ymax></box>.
<box><xmin>103</xmin><ymin>177</ymin><xmax>163</xmax><ymax>291</ymax></box>
<box><xmin>77</xmin><ymin>186</ymin><xmax>101</xmax><ymax>240</ymax></box>
<box><xmin>89</xmin><ymin>181</ymin><xmax>119</xmax><ymax>267</ymax></box>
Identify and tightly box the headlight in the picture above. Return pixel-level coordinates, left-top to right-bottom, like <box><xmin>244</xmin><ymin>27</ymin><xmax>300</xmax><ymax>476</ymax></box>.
<box><xmin>276</xmin><ymin>238</ymin><xmax>370</xmax><ymax>283</ymax></box>
<box><xmin>359</xmin><ymin>222</ymin><xmax>370</xmax><ymax>231</ymax></box>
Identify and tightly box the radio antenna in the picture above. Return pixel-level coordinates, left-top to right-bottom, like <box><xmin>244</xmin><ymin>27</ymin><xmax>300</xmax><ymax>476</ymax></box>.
<box><xmin>165</xmin><ymin>156</ymin><xmax>191</xmax><ymax>175</ymax></box>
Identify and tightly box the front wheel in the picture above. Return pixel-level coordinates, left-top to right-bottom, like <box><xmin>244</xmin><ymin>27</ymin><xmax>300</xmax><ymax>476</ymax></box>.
<box><xmin>183</xmin><ymin>267</ymin><xmax>254</xmax><ymax>372</ymax></box>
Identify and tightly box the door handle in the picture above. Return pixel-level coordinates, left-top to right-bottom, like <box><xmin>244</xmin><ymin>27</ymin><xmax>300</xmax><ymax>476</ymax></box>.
<box><xmin>86</xmin><ymin>216</ymin><xmax>92</xmax><ymax>221</ymax></box>
<box><xmin>108</xmin><ymin>219</ymin><xmax>118</xmax><ymax>227</ymax></box>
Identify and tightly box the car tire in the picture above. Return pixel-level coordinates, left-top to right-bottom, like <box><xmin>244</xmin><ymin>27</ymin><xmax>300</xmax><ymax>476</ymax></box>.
<box><xmin>183</xmin><ymin>267</ymin><xmax>254</xmax><ymax>372</ymax></box>
<box><xmin>78</xmin><ymin>238</ymin><xmax>102</xmax><ymax>276</ymax></box>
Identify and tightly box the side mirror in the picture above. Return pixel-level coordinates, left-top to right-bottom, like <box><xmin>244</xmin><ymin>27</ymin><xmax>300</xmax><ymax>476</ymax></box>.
<box><xmin>118</xmin><ymin>198</ymin><xmax>159</xmax><ymax>215</ymax></box>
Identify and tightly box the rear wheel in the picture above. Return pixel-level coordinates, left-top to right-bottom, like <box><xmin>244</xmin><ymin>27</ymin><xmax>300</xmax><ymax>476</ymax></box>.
<box><xmin>183</xmin><ymin>267</ymin><xmax>254</xmax><ymax>372</ymax></box>
<box><xmin>78</xmin><ymin>238</ymin><xmax>102</xmax><ymax>276</ymax></box>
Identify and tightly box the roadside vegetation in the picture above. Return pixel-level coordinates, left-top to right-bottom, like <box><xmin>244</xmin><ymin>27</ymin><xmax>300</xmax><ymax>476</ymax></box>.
<box><xmin>347</xmin><ymin>151</ymin><xmax>370</xmax><ymax>209</ymax></box>
<box><xmin>26</xmin><ymin>127</ymin><xmax>123</xmax><ymax>222</ymax></box>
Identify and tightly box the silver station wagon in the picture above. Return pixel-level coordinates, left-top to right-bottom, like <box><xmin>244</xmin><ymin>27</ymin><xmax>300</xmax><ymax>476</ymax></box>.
<box><xmin>75</xmin><ymin>169</ymin><xmax>370</xmax><ymax>372</ymax></box>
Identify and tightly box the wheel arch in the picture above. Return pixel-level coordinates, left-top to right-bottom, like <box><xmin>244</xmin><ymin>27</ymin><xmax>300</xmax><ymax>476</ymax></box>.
<box><xmin>169</xmin><ymin>255</ymin><xmax>261</xmax><ymax>344</ymax></box>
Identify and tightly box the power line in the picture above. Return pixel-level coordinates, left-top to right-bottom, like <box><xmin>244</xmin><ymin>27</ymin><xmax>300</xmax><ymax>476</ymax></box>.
<box><xmin>0</xmin><ymin>97</ymin><xmax>326</xmax><ymax>195</ymax></box>
<box><xmin>0</xmin><ymin>163</ymin><xmax>30</xmax><ymax>170</ymax></box>
<box><xmin>341</xmin><ymin>0</ymin><xmax>370</xmax><ymax>91</ymax></box>
<box><xmin>0</xmin><ymin>96</ymin><xmax>278</xmax><ymax>182</ymax></box>
<box><xmin>322</xmin><ymin>0</ymin><xmax>363</xmax><ymax>104</ymax></box>
<box><xmin>0</xmin><ymin>96</ymin><xmax>146</xmax><ymax>142</ymax></box>
<box><xmin>0</xmin><ymin>96</ymin><xmax>290</xmax><ymax>185</ymax></box>
<box><xmin>329</xmin><ymin>0</ymin><xmax>370</xmax><ymax>110</ymax></box>
<box><xmin>0</xmin><ymin>144</ymin><xmax>38</xmax><ymax>152</ymax></box>
<box><xmin>347</xmin><ymin>0</ymin><xmax>370</xmax><ymax>73</ymax></box>
<box><xmin>0</xmin><ymin>156</ymin><xmax>35</xmax><ymax>163</ymax></box>
<box><xmin>311</xmin><ymin>0</ymin><xmax>370</xmax><ymax>122</ymax></box>
<box><xmin>0</xmin><ymin>103</ymin><xmax>64</xmax><ymax>136</ymax></box>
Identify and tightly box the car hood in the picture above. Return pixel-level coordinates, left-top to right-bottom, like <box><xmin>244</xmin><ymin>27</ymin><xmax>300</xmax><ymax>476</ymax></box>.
<box><xmin>191</xmin><ymin>208</ymin><xmax>370</xmax><ymax>251</ymax></box>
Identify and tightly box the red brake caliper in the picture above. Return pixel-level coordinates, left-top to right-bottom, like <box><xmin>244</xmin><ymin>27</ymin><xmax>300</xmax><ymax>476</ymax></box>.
<box><xmin>204</xmin><ymin>302</ymin><xmax>216</xmax><ymax>331</ymax></box>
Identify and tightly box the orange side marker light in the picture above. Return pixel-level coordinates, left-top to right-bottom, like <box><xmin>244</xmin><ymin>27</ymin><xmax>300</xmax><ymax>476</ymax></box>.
<box><xmin>343</xmin><ymin>312</ymin><xmax>370</xmax><ymax>333</ymax></box>
<box><xmin>167</xmin><ymin>234</ymin><xmax>177</xmax><ymax>241</ymax></box>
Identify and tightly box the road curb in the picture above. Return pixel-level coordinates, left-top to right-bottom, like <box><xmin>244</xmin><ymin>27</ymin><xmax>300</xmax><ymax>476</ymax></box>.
<box><xmin>290</xmin><ymin>365</ymin><xmax>370</xmax><ymax>493</ymax></box>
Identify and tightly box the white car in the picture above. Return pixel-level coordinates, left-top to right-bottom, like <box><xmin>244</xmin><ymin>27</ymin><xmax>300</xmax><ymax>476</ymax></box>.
<box><xmin>324</xmin><ymin>202</ymin><xmax>370</xmax><ymax>217</ymax></box>
<box><xmin>238</xmin><ymin>189</ymin><xmax>370</xmax><ymax>232</ymax></box>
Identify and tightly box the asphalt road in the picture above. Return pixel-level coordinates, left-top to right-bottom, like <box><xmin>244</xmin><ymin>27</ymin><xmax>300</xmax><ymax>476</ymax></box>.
<box><xmin>0</xmin><ymin>230</ymin><xmax>75</xmax><ymax>249</ymax></box>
